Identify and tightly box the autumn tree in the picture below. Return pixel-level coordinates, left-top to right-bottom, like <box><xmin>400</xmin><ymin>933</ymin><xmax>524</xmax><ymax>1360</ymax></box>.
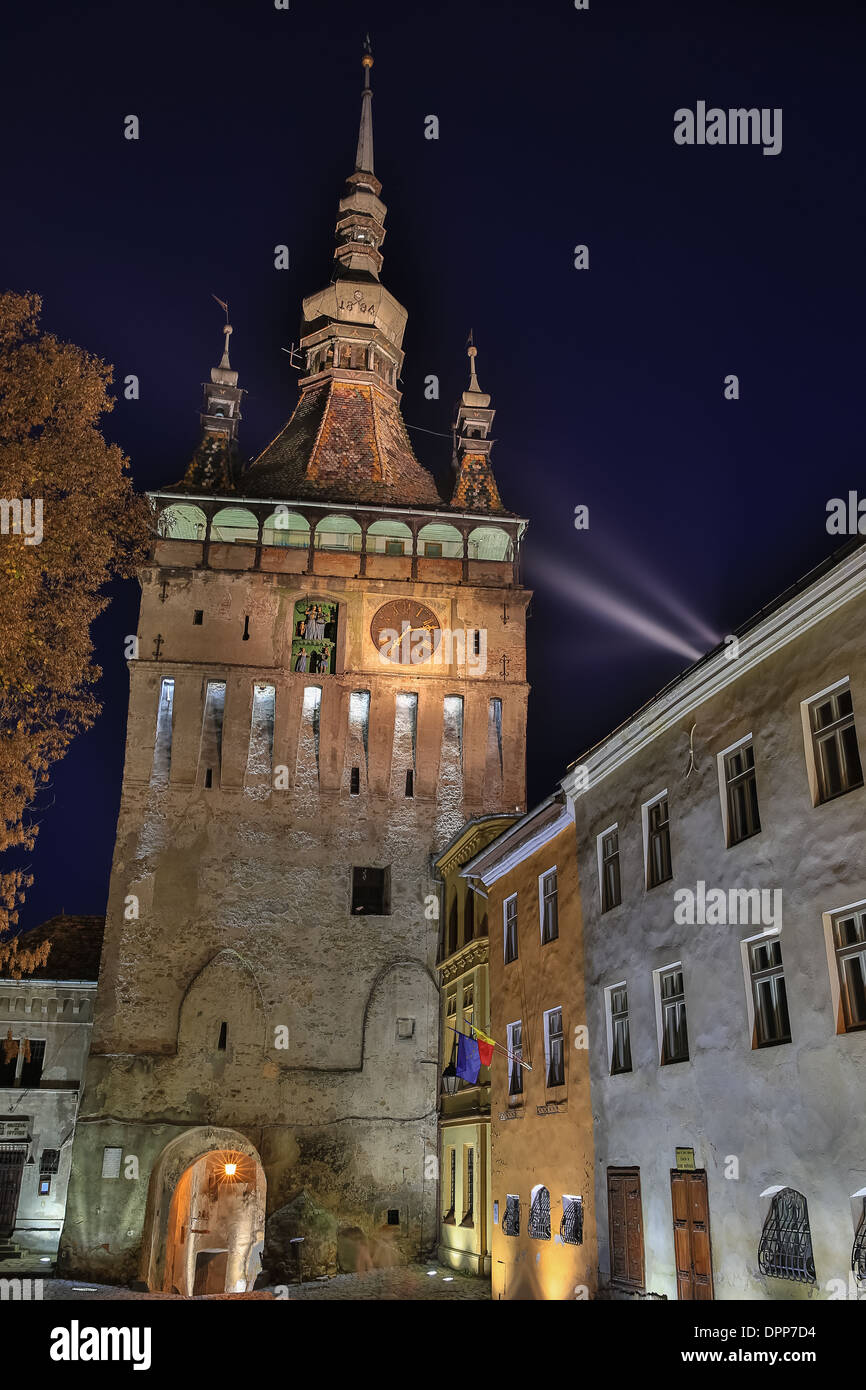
<box><xmin>0</xmin><ymin>291</ymin><xmax>150</xmax><ymax>973</ymax></box>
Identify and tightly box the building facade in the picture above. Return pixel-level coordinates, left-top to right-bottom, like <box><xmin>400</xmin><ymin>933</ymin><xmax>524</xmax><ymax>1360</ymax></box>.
<box><xmin>59</xmin><ymin>48</ymin><xmax>529</xmax><ymax>1292</ymax></box>
<box><xmin>433</xmin><ymin>815</ymin><xmax>515</xmax><ymax>1274</ymax></box>
<box><xmin>0</xmin><ymin>916</ymin><xmax>103</xmax><ymax>1264</ymax></box>
<box><xmin>563</xmin><ymin>540</ymin><xmax>866</xmax><ymax>1301</ymax></box>
<box><xmin>463</xmin><ymin>795</ymin><xmax>598</xmax><ymax>1300</ymax></box>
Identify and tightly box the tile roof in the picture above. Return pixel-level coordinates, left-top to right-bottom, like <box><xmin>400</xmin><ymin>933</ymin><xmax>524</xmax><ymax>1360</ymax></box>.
<box><xmin>4</xmin><ymin>915</ymin><xmax>105</xmax><ymax>981</ymax></box>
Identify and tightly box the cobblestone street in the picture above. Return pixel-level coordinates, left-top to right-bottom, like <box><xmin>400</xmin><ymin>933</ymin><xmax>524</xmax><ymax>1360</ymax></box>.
<box><xmin>30</xmin><ymin>1263</ymin><xmax>490</xmax><ymax>1302</ymax></box>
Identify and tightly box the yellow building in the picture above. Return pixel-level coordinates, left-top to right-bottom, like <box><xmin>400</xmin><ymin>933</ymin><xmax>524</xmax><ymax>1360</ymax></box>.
<box><xmin>434</xmin><ymin>816</ymin><xmax>516</xmax><ymax>1275</ymax></box>
<box><xmin>462</xmin><ymin>792</ymin><xmax>597</xmax><ymax>1300</ymax></box>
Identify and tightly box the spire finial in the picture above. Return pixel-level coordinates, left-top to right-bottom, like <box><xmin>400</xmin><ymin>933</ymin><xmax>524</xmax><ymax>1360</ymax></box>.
<box><xmin>467</xmin><ymin>331</ymin><xmax>481</xmax><ymax>393</ymax></box>
<box><xmin>355</xmin><ymin>35</ymin><xmax>375</xmax><ymax>173</ymax></box>
<box><xmin>220</xmin><ymin>323</ymin><xmax>233</xmax><ymax>371</ymax></box>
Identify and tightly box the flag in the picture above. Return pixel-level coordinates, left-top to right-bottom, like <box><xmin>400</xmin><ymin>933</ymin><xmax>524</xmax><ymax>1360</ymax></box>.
<box><xmin>211</xmin><ymin>294</ymin><xmax>229</xmax><ymax>315</ymax></box>
<box><xmin>471</xmin><ymin>1024</ymin><xmax>495</xmax><ymax>1067</ymax></box>
<box><xmin>456</xmin><ymin>1032</ymin><xmax>481</xmax><ymax>1084</ymax></box>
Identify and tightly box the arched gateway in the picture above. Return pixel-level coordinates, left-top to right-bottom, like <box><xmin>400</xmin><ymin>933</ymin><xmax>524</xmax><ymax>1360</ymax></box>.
<box><xmin>141</xmin><ymin>1127</ymin><xmax>266</xmax><ymax>1295</ymax></box>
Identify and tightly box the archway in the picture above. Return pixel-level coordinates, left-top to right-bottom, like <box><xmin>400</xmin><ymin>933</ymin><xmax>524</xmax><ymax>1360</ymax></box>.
<box><xmin>141</xmin><ymin>1127</ymin><xmax>266</xmax><ymax>1296</ymax></box>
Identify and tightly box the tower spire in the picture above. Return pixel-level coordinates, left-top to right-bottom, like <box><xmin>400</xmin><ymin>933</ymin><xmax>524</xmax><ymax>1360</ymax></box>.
<box><xmin>176</xmin><ymin>309</ymin><xmax>245</xmax><ymax>492</ymax></box>
<box><xmin>450</xmin><ymin>335</ymin><xmax>505</xmax><ymax>513</ymax></box>
<box><xmin>355</xmin><ymin>34</ymin><xmax>375</xmax><ymax>175</ymax></box>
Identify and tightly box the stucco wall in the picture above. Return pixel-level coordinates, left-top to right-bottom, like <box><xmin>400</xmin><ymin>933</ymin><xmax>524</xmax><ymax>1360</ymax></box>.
<box><xmin>573</xmin><ymin>592</ymin><xmax>866</xmax><ymax>1300</ymax></box>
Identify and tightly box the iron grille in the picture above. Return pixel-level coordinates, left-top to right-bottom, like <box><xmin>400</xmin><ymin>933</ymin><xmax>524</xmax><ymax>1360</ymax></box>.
<box><xmin>40</xmin><ymin>1148</ymin><xmax>60</xmax><ymax>1174</ymax></box>
<box><xmin>560</xmin><ymin>1195</ymin><xmax>584</xmax><ymax>1246</ymax></box>
<box><xmin>503</xmin><ymin>1194</ymin><xmax>520</xmax><ymax>1237</ymax></box>
<box><xmin>758</xmin><ymin>1188</ymin><xmax>816</xmax><ymax>1284</ymax></box>
<box><xmin>853</xmin><ymin>1199</ymin><xmax>866</xmax><ymax>1282</ymax></box>
<box><xmin>528</xmin><ymin>1186</ymin><xmax>551</xmax><ymax>1240</ymax></box>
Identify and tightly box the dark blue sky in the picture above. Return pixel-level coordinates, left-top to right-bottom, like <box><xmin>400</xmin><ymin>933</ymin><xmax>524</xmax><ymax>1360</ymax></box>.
<box><xmin>6</xmin><ymin>0</ymin><xmax>863</xmax><ymax>928</ymax></box>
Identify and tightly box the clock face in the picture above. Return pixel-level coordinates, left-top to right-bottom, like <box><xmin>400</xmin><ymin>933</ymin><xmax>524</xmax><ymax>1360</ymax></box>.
<box><xmin>370</xmin><ymin>600</ymin><xmax>441</xmax><ymax>664</ymax></box>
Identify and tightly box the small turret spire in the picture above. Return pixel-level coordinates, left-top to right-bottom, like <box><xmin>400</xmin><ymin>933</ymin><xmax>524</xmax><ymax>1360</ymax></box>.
<box><xmin>450</xmin><ymin>334</ymin><xmax>504</xmax><ymax>513</ymax></box>
<box><xmin>355</xmin><ymin>35</ymin><xmax>375</xmax><ymax>175</ymax></box>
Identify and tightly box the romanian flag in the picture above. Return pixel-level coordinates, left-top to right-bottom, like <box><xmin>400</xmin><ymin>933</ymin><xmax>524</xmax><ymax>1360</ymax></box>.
<box><xmin>472</xmin><ymin>1024</ymin><xmax>496</xmax><ymax>1068</ymax></box>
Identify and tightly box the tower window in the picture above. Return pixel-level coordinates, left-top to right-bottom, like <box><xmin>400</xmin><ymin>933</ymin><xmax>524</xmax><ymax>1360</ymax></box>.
<box><xmin>405</xmin><ymin>769</ymin><xmax>414</xmax><ymax>797</ymax></box>
<box><xmin>204</xmin><ymin>768</ymin><xmax>213</xmax><ymax>789</ymax></box>
<box><xmin>351</xmin><ymin>867</ymin><xmax>391</xmax><ymax>915</ymax></box>
<box><xmin>193</xmin><ymin>610</ymin><xmax>203</xmax><ymax>625</ymax></box>
<box><xmin>242</xmin><ymin>615</ymin><xmax>250</xmax><ymax>641</ymax></box>
<box><xmin>387</xmin><ymin>1209</ymin><xmax>400</xmax><ymax>1226</ymax></box>
<box><xmin>350</xmin><ymin>766</ymin><xmax>361</xmax><ymax>795</ymax></box>
<box><xmin>217</xmin><ymin>1022</ymin><xmax>228</xmax><ymax>1051</ymax></box>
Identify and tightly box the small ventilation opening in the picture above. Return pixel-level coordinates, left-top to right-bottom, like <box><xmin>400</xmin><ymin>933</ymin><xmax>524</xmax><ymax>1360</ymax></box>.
<box><xmin>474</xmin><ymin>629</ymin><xmax>482</xmax><ymax>656</ymax></box>
<box><xmin>350</xmin><ymin>766</ymin><xmax>360</xmax><ymax>795</ymax></box>
<box><xmin>405</xmin><ymin>769</ymin><xmax>414</xmax><ymax>798</ymax></box>
<box><xmin>387</xmin><ymin>1209</ymin><xmax>400</xmax><ymax>1226</ymax></box>
<box><xmin>217</xmin><ymin>1022</ymin><xmax>227</xmax><ymax>1051</ymax></box>
<box><xmin>242</xmin><ymin>615</ymin><xmax>250</xmax><ymax>641</ymax></box>
<box><xmin>204</xmin><ymin>768</ymin><xmax>213</xmax><ymax>789</ymax></box>
<box><xmin>193</xmin><ymin>610</ymin><xmax>203</xmax><ymax>625</ymax></box>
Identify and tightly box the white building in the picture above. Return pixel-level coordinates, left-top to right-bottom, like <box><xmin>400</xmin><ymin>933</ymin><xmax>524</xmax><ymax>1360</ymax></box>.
<box><xmin>562</xmin><ymin>540</ymin><xmax>866</xmax><ymax>1301</ymax></box>
<box><xmin>0</xmin><ymin>916</ymin><xmax>103</xmax><ymax>1265</ymax></box>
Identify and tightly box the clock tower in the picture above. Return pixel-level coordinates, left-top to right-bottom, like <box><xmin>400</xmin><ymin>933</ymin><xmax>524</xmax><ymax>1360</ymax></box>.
<box><xmin>61</xmin><ymin>42</ymin><xmax>530</xmax><ymax>1291</ymax></box>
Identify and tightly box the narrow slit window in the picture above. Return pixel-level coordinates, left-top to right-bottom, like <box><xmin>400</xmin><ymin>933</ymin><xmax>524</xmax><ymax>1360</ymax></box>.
<box><xmin>350</xmin><ymin>766</ymin><xmax>360</xmax><ymax>795</ymax></box>
<box><xmin>244</xmin><ymin>683</ymin><xmax>275</xmax><ymax>798</ymax></box>
<box><xmin>199</xmin><ymin>680</ymin><xmax>226</xmax><ymax>788</ymax></box>
<box><xmin>151</xmin><ymin>678</ymin><xmax>175</xmax><ymax>786</ymax></box>
<box><xmin>405</xmin><ymin>768</ymin><xmax>414</xmax><ymax>797</ymax></box>
<box><xmin>193</xmin><ymin>610</ymin><xmax>203</xmax><ymax>625</ymax></box>
<box><xmin>217</xmin><ymin>1022</ymin><xmax>228</xmax><ymax>1051</ymax></box>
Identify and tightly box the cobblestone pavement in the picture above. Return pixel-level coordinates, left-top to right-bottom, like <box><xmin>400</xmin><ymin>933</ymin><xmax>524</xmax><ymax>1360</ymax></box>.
<box><xmin>29</xmin><ymin>1263</ymin><xmax>490</xmax><ymax>1302</ymax></box>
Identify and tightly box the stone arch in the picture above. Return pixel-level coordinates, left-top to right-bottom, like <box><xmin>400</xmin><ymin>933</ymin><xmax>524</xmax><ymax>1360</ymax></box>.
<box><xmin>140</xmin><ymin>1126</ymin><xmax>266</xmax><ymax>1293</ymax></box>
<box><xmin>177</xmin><ymin>948</ymin><xmax>268</xmax><ymax>1059</ymax></box>
<box><xmin>359</xmin><ymin>958</ymin><xmax>438</xmax><ymax>1109</ymax></box>
<box><xmin>468</xmin><ymin>525</ymin><xmax>513</xmax><ymax>561</ymax></box>
<box><xmin>261</xmin><ymin>509</ymin><xmax>310</xmax><ymax>549</ymax></box>
<box><xmin>365</xmin><ymin>518</ymin><xmax>413</xmax><ymax>555</ymax></box>
<box><xmin>314</xmin><ymin>514</ymin><xmax>362</xmax><ymax>552</ymax></box>
<box><xmin>211</xmin><ymin>505</ymin><xmax>258</xmax><ymax>543</ymax></box>
<box><xmin>417</xmin><ymin>521</ymin><xmax>463</xmax><ymax>558</ymax></box>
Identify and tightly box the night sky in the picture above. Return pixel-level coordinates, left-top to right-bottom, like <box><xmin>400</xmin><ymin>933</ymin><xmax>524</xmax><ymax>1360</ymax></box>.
<box><xmin>6</xmin><ymin>0</ymin><xmax>863</xmax><ymax>930</ymax></box>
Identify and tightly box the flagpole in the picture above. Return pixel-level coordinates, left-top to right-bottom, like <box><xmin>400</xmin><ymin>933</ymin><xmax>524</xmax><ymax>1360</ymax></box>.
<box><xmin>445</xmin><ymin>1022</ymin><xmax>532</xmax><ymax>1071</ymax></box>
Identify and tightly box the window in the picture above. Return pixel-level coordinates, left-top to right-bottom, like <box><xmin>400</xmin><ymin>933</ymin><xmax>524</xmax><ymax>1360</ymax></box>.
<box><xmin>423</xmin><ymin>541</ymin><xmax>442</xmax><ymax>557</ymax></box>
<box><xmin>0</xmin><ymin>1041</ymin><xmax>17</xmax><ymax>1087</ymax></box>
<box><xmin>384</xmin><ymin>539</ymin><xmax>404</xmax><ymax>556</ymax></box>
<box><xmin>151</xmin><ymin>677</ymin><xmax>175</xmax><ymax>786</ymax></box>
<box><xmin>445</xmin><ymin>1149</ymin><xmax>456</xmax><ymax>1221</ymax></box>
<box><xmin>830</xmin><ymin>907</ymin><xmax>866</xmax><ymax>1031</ymax></box>
<box><xmin>198</xmin><ymin>679</ymin><xmax>226</xmax><ymax>789</ymax></box>
<box><xmin>350</xmin><ymin>766</ymin><xmax>360</xmax><ymax>795</ymax></box>
<box><xmin>464</xmin><ymin>889</ymin><xmax>474</xmax><ymax>942</ymax></box>
<box><xmin>723</xmin><ymin>740</ymin><xmax>761</xmax><ymax>844</ymax></box>
<box><xmin>544</xmin><ymin>1007</ymin><xmax>565</xmax><ymax>1087</ymax></box>
<box><xmin>561</xmin><ymin>1195</ymin><xmax>584</xmax><ymax>1245</ymax></box>
<box><xmin>462</xmin><ymin>1149</ymin><xmax>474</xmax><ymax>1225</ymax></box>
<box><xmin>217</xmin><ymin>1022</ymin><xmax>228</xmax><ymax>1052</ymax></box>
<box><xmin>600</xmin><ymin>827</ymin><xmax>621</xmax><ymax>911</ymax></box>
<box><xmin>445</xmin><ymin>991</ymin><xmax>457</xmax><ymax>1019</ymax></box>
<box><xmin>529</xmin><ymin>1185</ymin><xmax>551</xmax><ymax>1240</ymax></box>
<box><xmin>607</xmin><ymin>984</ymin><xmax>632</xmax><ymax>1074</ymax></box>
<box><xmin>853</xmin><ymin>1199</ymin><xmax>866</xmax><ymax>1283</ymax></box>
<box><xmin>404</xmin><ymin>769</ymin><xmax>414</xmax><ymax>798</ymax></box>
<box><xmin>507</xmin><ymin>1021</ymin><xmax>523</xmax><ymax>1096</ymax></box>
<box><xmin>20</xmin><ymin>1039</ymin><xmax>45</xmax><ymax>1087</ymax></box>
<box><xmin>448</xmin><ymin>896</ymin><xmax>458</xmax><ymax>953</ymax></box>
<box><xmin>193</xmin><ymin>610</ymin><xmax>203</xmax><ymax>625</ymax></box>
<box><xmin>658</xmin><ymin>966</ymin><xmax>688</xmax><ymax>1064</ymax></box>
<box><xmin>503</xmin><ymin>1194</ymin><xmax>520</xmax><ymax>1237</ymax></box>
<box><xmin>758</xmin><ymin>1188</ymin><xmax>816</xmax><ymax>1284</ymax></box>
<box><xmin>462</xmin><ymin>981</ymin><xmax>474</xmax><ymax>1016</ymax></box>
<box><xmin>504</xmin><ymin>895</ymin><xmax>518</xmax><ymax>964</ymax></box>
<box><xmin>807</xmin><ymin>684</ymin><xmax>863</xmax><ymax>803</ymax></box>
<box><xmin>748</xmin><ymin>937</ymin><xmax>791</xmax><ymax>1046</ymax></box>
<box><xmin>351</xmin><ymin>866</ymin><xmax>390</xmax><ymax>915</ymax></box>
<box><xmin>38</xmin><ymin>1177</ymin><xmax>51</xmax><ymax>1196</ymax></box>
<box><xmin>540</xmin><ymin>869</ymin><xmax>558</xmax><ymax>943</ymax></box>
<box><xmin>40</xmin><ymin>1149</ymin><xmax>60</xmax><ymax>1174</ymax></box>
<box><xmin>645</xmin><ymin>795</ymin><xmax>672</xmax><ymax>888</ymax></box>
<box><xmin>387</xmin><ymin>1208</ymin><xmax>400</xmax><ymax>1225</ymax></box>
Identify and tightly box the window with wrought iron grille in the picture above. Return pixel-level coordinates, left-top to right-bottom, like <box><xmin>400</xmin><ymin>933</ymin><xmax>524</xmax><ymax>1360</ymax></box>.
<box><xmin>504</xmin><ymin>894</ymin><xmax>518</xmax><ymax>964</ymax></box>
<box><xmin>507</xmin><ymin>1021</ymin><xmax>523</xmax><ymax>1096</ymax></box>
<box><xmin>608</xmin><ymin>984</ymin><xmax>632</xmax><ymax>1074</ymax></box>
<box><xmin>658</xmin><ymin>966</ymin><xmax>689</xmax><ymax>1064</ymax></box>
<box><xmin>540</xmin><ymin>869</ymin><xmax>558</xmax><ymax>943</ymax></box>
<box><xmin>852</xmin><ymin>1199</ymin><xmax>866</xmax><ymax>1283</ymax></box>
<box><xmin>646</xmin><ymin>796</ymin><xmax>672</xmax><ymax>888</ymax></box>
<box><xmin>503</xmin><ymin>1194</ymin><xmax>520</xmax><ymax>1237</ymax></box>
<box><xmin>725</xmin><ymin>741</ymin><xmax>761</xmax><ymax>844</ymax></box>
<box><xmin>748</xmin><ymin>936</ymin><xmax>791</xmax><ymax>1046</ymax></box>
<box><xmin>808</xmin><ymin>685</ymin><xmax>864</xmax><ymax>803</ymax></box>
<box><xmin>544</xmin><ymin>1007</ymin><xmax>565</xmax><ymax>1087</ymax></box>
<box><xmin>462</xmin><ymin>1148</ymin><xmax>474</xmax><ymax>1225</ymax></box>
<box><xmin>831</xmin><ymin>907</ymin><xmax>866</xmax><ymax>1031</ymax></box>
<box><xmin>758</xmin><ymin>1188</ymin><xmax>816</xmax><ymax>1284</ymax></box>
<box><xmin>600</xmin><ymin>827</ymin><xmax>621</xmax><ymax>911</ymax></box>
<box><xmin>40</xmin><ymin>1148</ymin><xmax>60</xmax><ymax>1174</ymax></box>
<box><xmin>560</xmin><ymin>1194</ymin><xmax>584</xmax><ymax>1245</ymax></box>
<box><xmin>528</xmin><ymin>1185</ymin><xmax>551</xmax><ymax>1240</ymax></box>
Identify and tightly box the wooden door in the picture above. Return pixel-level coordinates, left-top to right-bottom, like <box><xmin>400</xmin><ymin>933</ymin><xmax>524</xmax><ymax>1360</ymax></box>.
<box><xmin>0</xmin><ymin>1146</ymin><xmax>26</xmax><ymax>1239</ymax></box>
<box><xmin>607</xmin><ymin>1167</ymin><xmax>644</xmax><ymax>1290</ymax></box>
<box><xmin>193</xmin><ymin>1249</ymin><xmax>229</xmax><ymax>1296</ymax></box>
<box><xmin>671</xmin><ymin>1170</ymin><xmax>714</xmax><ymax>1300</ymax></box>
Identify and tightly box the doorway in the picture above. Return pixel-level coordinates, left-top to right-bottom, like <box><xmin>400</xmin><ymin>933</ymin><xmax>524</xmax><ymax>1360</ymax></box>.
<box><xmin>0</xmin><ymin>1146</ymin><xmax>26</xmax><ymax>1240</ymax></box>
<box><xmin>607</xmin><ymin>1167</ymin><xmax>644</xmax><ymax>1290</ymax></box>
<box><xmin>670</xmin><ymin>1169</ymin><xmax>714</xmax><ymax>1299</ymax></box>
<box><xmin>193</xmin><ymin>1249</ymin><xmax>229</xmax><ymax>1296</ymax></box>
